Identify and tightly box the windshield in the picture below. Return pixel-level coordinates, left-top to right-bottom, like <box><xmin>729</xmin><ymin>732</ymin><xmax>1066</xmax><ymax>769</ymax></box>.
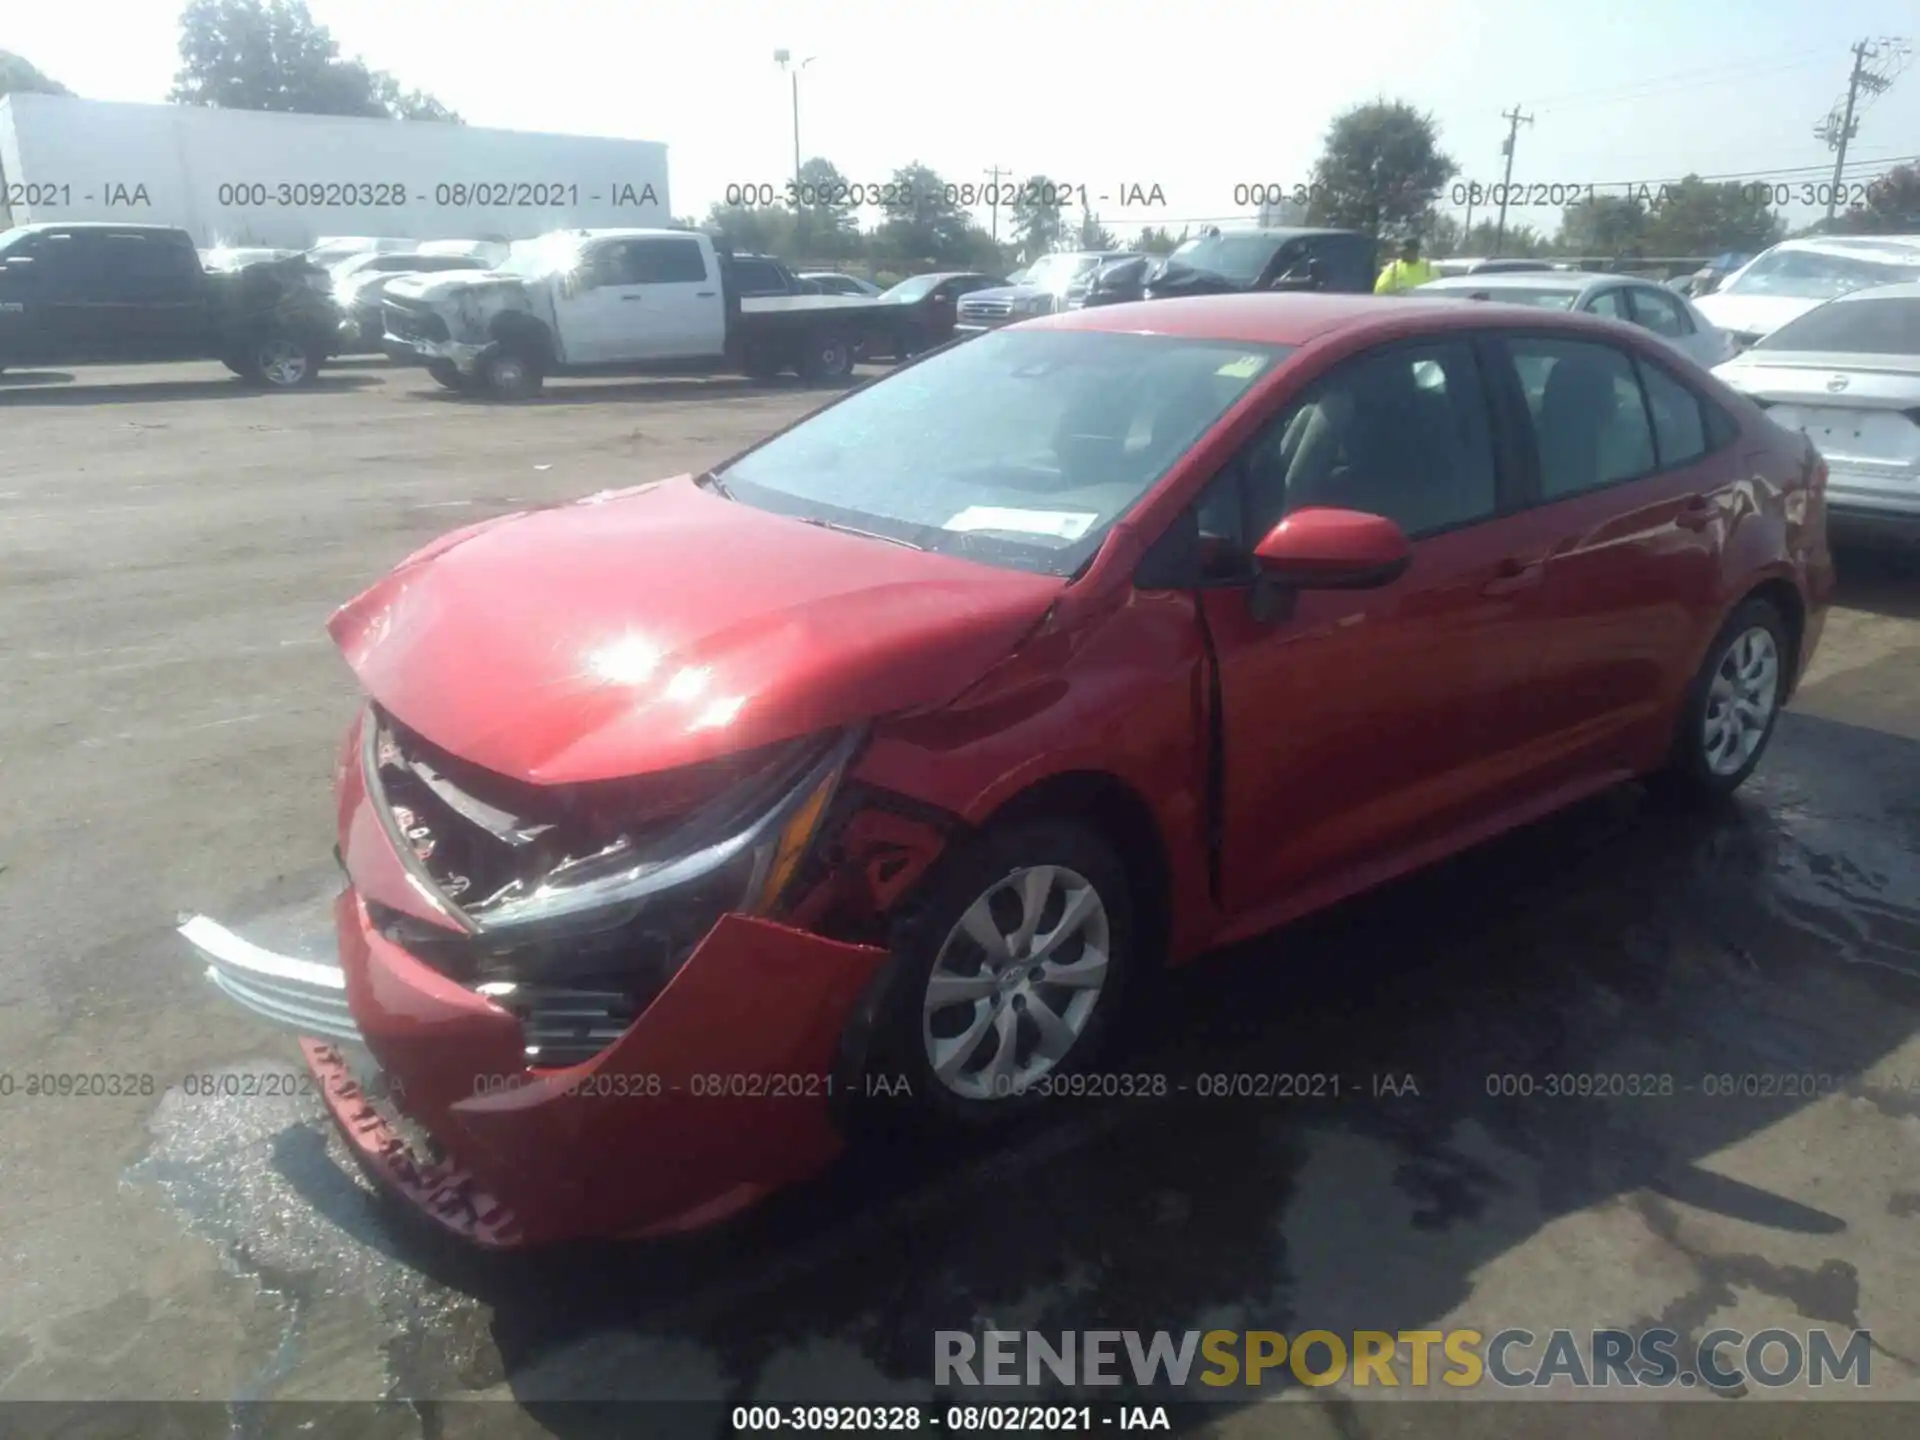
<box><xmin>714</xmin><ymin>329</ymin><xmax>1291</xmax><ymax>576</ymax></box>
<box><xmin>1754</xmin><ymin>295</ymin><xmax>1920</xmax><ymax>356</ymax></box>
<box><xmin>1723</xmin><ymin>248</ymin><xmax>1920</xmax><ymax>301</ymax></box>
<box><xmin>498</xmin><ymin>234</ymin><xmax>582</xmax><ymax>277</ymax></box>
<box><xmin>882</xmin><ymin>274</ymin><xmax>941</xmax><ymax>302</ymax></box>
<box><xmin>1168</xmin><ymin>233</ymin><xmax>1282</xmax><ymax>286</ymax></box>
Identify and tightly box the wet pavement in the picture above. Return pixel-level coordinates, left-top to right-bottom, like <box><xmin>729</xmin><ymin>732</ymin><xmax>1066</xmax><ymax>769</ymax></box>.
<box><xmin>2</xmin><ymin>363</ymin><xmax>1919</xmax><ymax>1437</ymax></box>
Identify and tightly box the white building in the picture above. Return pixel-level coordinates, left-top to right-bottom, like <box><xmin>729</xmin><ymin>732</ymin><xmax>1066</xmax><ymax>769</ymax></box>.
<box><xmin>0</xmin><ymin>93</ymin><xmax>669</xmax><ymax>247</ymax></box>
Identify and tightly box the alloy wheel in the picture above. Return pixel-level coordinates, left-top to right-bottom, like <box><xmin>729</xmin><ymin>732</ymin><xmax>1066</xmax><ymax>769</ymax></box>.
<box><xmin>1702</xmin><ymin>625</ymin><xmax>1780</xmax><ymax>776</ymax></box>
<box><xmin>921</xmin><ymin>864</ymin><xmax>1111</xmax><ymax>1101</ymax></box>
<box><xmin>258</xmin><ymin>338</ymin><xmax>308</xmax><ymax>386</ymax></box>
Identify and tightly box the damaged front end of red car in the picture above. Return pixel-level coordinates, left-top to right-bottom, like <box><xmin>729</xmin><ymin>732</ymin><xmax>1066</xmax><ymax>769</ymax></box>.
<box><xmin>181</xmin><ymin>708</ymin><xmax>964</xmax><ymax>1247</ymax></box>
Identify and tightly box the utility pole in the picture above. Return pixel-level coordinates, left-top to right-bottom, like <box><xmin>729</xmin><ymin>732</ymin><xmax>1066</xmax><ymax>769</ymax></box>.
<box><xmin>1493</xmin><ymin>106</ymin><xmax>1533</xmax><ymax>256</ymax></box>
<box><xmin>1816</xmin><ymin>38</ymin><xmax>1911</xmax><ymax>223</ymax></box>
<box><xmin>983</xmin><ymin>165</ymin><xmax>1008</xmax><ymax>243</ymax></box>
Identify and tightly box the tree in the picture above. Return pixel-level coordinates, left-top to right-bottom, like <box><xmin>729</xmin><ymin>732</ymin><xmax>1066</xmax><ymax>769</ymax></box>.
<box><xmin>1556</xmin><ymin>194</ymin><xmax>1649</xmax><ymax>256</ymax></box>
<box><xmin>1305</xmin><ymin>100</ymin><xmax>1457</xmax><ymax>241</ymax></box>
<box><xmin>171</xmin><ymin>0</ymin><xmax>460</xmax><ymax>121</ymax></box>
<box><xmin>1</xmin><ymin>51</ymin><xmax>73</xmax><ymax>98</ymax></box>
<box><xmin>1833</xmin><ymin>164</ymin><xmax>1920</xmax><ymax>235</ymax></box>
<box><xmin>1009</xmin><ymin>172</ymin><xmax>1068</xmax><ymax>262</ymax></box>
<box><xmin>1077</xmin><ymin>202</ymin><xmax>1118</xmax><ymax>251</ymax></box>
<box><xmin>874</xmin><ymin>161</ymin><xmax>976</xmax><ymax>266</ymax></box>
<box><xmin>703</xmin><ymin>202</ymin><xmax>793</xmax><ymax>255</ymax></box>
<box><xmin>788</xmin><ymin>157</ymin><xmax>861</xmax><ymax>261</ymax></box>
<box><xmin>1640</xmin><ymin>175</ymin><xmax>1781</xmax><ymax>256</ymax></box>
<box><xmin>1132</xmin><ymin>225</ymin><xmax>1184</xmax><ymax>255</ymax></box>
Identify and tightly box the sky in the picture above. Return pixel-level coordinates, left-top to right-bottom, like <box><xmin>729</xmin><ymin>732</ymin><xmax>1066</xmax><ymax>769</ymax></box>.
<box><xmin>10</xmin><ymin>0</ymin><xmax>1920</xmax><ymax>241</ymax></box>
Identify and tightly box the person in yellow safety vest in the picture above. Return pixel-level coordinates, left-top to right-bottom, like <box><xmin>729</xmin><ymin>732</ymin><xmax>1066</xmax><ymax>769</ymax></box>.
<box><xmin>1375</xmin><ymin>237</ymin><xmax>1440</xmax><ymax>294</ymax></box>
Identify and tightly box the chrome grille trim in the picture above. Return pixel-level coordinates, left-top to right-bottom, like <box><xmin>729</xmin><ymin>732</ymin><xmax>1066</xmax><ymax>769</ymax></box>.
<box><xmin>180</xmin><ymin>914</ymin><xmax>363</xmax><ymax>1045</ymax></box>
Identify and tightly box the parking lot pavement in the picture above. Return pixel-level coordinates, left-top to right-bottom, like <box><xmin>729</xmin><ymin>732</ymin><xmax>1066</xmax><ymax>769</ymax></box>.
<box><xmin>2</xmin><ymin>360</ymin><xmax>1919</xmax><ymax>1433</ymax></box>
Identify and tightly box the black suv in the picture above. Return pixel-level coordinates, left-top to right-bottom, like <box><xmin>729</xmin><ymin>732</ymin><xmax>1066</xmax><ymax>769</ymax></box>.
<box><xmin>1082</xmin><ymin>227</ymin><xmax>1378</xmax><ymax>306</ymax></box>
<box><xmin>0</xmin><ymin>223</ymin><xmax>341</xmax><ymax>387</ymax></box>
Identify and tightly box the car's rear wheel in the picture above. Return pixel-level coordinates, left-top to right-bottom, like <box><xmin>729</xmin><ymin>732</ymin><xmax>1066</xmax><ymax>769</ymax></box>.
<box><xmin>1654</xmin><ymin>596</ymin><xmax>1789</xmax><ymax>801</ymax></box>
<box><xmin>797</xmin><ymin>332</ymin><xmax>855</xmax><ymax>384</ymax></box>
<box><xmin>865</xmin><ymin>819</ymin><xmax>1134</xmax><ymax>1129</ymax></box>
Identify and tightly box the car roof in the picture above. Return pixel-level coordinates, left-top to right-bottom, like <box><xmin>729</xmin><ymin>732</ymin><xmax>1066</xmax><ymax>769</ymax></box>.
<box><xmin>1825</xmin><ymin>280</ymin><xmax>1920</xmax><ymax>303</ymax></box>
<box><xmin>1752</xmin><ymin>234</ymin><xmax>1920</xmax><ymax>261</ymax></box>
<box><xmin>1418</xmin><ymin>271</ymin><xmax>1620</xmax><ymax>293</ymax></box>
<box><xmin>1037</xmin><ymin>292</ymin><xmax>1669</xmax><ymax>348</ymax></box>
<box><xmin>11</xmin><ymin>221</ymin><xmax>186</xmax><ymax>235</ymax></box>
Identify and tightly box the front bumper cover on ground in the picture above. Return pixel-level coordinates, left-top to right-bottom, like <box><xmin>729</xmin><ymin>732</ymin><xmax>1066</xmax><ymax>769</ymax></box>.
<box><xmin>180</xmin><ymin>897</ymin><xmax>891</xmax><ymax>1247</ymax></box>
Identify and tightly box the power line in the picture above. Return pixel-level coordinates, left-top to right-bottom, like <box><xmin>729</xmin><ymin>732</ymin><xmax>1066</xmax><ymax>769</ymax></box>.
<box><xmin>1518</xmin><ymin>47</ymin><xmax>1821</xmax><ymax>110</ymax></box>
<box><xmin>1529</xmin><ymin>56</ymin><xmax>1828</xmax><ymax>115</ymax></box>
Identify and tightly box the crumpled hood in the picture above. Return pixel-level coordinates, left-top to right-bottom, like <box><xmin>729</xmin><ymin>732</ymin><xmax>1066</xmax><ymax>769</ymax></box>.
<box><xmin>383</xmin><ymin>269</ymin><xmax>528</xmax><ymax>305</ymax></box>
<box><xmin>1692</xmin><ymin>291</ymin><xmax>1824</xmax><ymax>340</ymax></box>
<box><xmin>328</xmin><ymin>478</ymin><xmax>1066</xmax><ymax>784</ymax></box>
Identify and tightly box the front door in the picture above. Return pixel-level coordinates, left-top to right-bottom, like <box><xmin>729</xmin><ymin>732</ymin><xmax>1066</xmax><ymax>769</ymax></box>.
<box><xmin>1197</xmin><ymin>336</ymin><xmax>1556</xmax><ymax>918</ymax></box>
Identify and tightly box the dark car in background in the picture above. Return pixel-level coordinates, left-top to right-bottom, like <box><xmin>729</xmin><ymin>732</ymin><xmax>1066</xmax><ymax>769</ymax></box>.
<box><xmin>1082</xmin><ymin>227</ymin><xmax>1377</xmax><ymax>308</ymax></box>
<box><xmin>0</xmin><ymin>222</ymin><xmax>341</xmax><ymax>386</ymax></box>
<box><xmin>867</xmin><ymin>271</ymin><xmax>1007</xmax><ymax>359</ymax></box>
<box><xmin>954</xmin><ymin>251</ymin><xmax>1130</xmax><ymax>335</ymax></box>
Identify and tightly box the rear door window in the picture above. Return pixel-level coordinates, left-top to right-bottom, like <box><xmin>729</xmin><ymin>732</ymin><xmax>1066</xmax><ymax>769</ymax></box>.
<box><xmin>1499</xmin><ymin>337</ymin><xmax>1658</xmax><ymax>499</ymax></box>
<box><xmin>1625</xmin><ymin>284</ymin><xmax>1694</xmax><ymax>339</ymax></box>
<box><xmin>1635</xmin><ymin>359</ymin><xmax>1708</xmax><ymax>466</ymax></box>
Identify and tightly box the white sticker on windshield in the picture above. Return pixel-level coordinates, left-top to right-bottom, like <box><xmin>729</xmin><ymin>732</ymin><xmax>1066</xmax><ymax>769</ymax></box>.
<box><xmin>1215</xmin><ymin>355</ymin><xmax>1266</xmax><ymax>378</ymax></box>
<box><xmin>946</xmin><ymin>506</ymin><xmax>1097</xmax><ymax>541</ymax></box>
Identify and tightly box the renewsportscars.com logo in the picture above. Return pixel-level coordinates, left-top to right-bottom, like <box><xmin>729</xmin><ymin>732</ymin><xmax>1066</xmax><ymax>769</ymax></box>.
<box><xmin>935</xmin><ymin>1328</ymin><xmax>1873</xmax><ymax>1391</ymax></box>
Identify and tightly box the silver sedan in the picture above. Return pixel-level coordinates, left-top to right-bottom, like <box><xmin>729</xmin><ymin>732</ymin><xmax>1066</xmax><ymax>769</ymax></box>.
<box><xmin>1713</xmin><ymin>281</ymin><xmax>1920</xmax><ymax>549</ymax></box>
<box><xmin>1415</xmin><ymin>270</ymin><xmax>1735</xmax><ymax>369</ymax></box>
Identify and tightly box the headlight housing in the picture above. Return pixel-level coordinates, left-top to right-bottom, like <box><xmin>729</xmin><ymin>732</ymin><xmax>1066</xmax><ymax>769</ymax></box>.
<box><xmin>366</xmin><ymin>713</ymin><xmax>859</xmax><ymax>983</ymax></box>
<box><xmin>365</xmin><ymin>717</ymin><xmax>863</xmax><ymax>1064</ymax></box>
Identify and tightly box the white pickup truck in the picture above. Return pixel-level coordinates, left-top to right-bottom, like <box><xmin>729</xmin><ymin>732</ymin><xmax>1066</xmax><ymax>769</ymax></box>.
<box><xmin>379</xmin><ymin>227</ymin><xmax>894</xmax><ymax>399</ymax></box>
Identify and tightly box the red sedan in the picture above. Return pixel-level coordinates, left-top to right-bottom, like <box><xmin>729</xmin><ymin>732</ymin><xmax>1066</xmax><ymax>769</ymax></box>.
<box><xmin>183</xmin><ymin>292</ymin><xmax>1834</xmax><ymax>1247</ymax></box>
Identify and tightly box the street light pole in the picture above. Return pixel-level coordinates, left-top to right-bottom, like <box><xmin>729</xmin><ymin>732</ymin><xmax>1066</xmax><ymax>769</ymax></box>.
<box><xmin>773</xmin><ymin>50</ymin><xmax>815</xmax><ymax>198</ymax></box>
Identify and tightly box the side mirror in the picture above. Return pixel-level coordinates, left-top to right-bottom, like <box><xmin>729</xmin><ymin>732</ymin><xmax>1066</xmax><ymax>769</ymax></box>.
<box><xmin>1253</xmin><ymin>507</ymin><xmax>1412</xmax><ymax>589</ymax></box>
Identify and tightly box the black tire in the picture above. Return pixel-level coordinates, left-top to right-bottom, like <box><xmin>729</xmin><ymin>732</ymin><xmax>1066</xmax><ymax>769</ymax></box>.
<box><xmin>860</xmin><ymin>819</ymin><xmax>1136</xmax><ymax>1131</ymax></box>
<box><xmin>797</xmin><ymin>331</ymin><xmax>856</xmax><ymax>384</ymax></box>
<box><xmin>742</xmin><ymin>343</ymin><xmax>785</xmax><ymax>382</ymax></box>
<box><xmin>426</xmin><ymin>360</ymin><xmax>467</xmax><ymax>392</ymax></box>
<box><xmin>1651</xmin><ymin>596</ymin><xmax>1791</xmax><ymax>802</ymax></box>
<box><xmin>478</xmin><ymin>346</ymin><xmax>543</xmax><ymax>400</ymax></box>
<box><xmin>242</xmin><ymin>333</ymin><xmax>323</xmax><ymax>388</ymax></box>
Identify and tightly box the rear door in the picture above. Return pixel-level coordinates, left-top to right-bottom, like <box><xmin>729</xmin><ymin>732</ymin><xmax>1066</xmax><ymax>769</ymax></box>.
<box><xmin>0</xmin><ymin>231</ymin><xmax>59</xmax><ymax>364</ymax></box>
<box><xmin>101</xmin><ymin>230</ymin><xmax>207</xmax><ymax>359</ymax></box>
<box><xmin>1196</xmin><ymin>335</ymin><xmax>1560</xmax><ymax>917</ymax></box>
<box><xmin>1488</xmin><ymin>333</ymin><xmax>1733</xmax><ymax>780</ymax></box>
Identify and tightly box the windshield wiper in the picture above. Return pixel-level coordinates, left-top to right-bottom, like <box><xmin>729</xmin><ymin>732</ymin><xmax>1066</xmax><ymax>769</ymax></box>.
<box><xmin>795</xmin><ymin>515</ymin><xmax>927</xmax><ymax>550</ymax></box>
<box><xmin>695</xmin><ymin>470</ymin><xmax>734</xmax><ymax>499</ymax></box>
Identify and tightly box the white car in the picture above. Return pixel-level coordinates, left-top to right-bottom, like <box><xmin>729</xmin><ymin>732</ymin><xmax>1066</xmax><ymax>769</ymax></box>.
<box><xmin>1713</xmin><ymin>281</ymin><xmax>1920</xmax><ymax>549</ymax></box>
<box><xmin>1694</xmin><ymin>235</ymin><xmax>1920</xmax><ymax>350</ymax></box>
<box><xmin>1414</xmin><ymin>270</ymin><xmax>1734</xmax><ymax>369</ymax></box>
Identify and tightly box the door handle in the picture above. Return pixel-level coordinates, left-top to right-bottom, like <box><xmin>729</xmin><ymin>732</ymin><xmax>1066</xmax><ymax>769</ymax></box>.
<box><xmin>621</xmin><ymin>294</ymin><xmax>645</xmax><ymax>302</ymax></box>
<box><xmin>1675</xmin><ymin>494</ymin><xmax>1713</xmax><ymax>530</ymax></box>
<box><xmin>696</xmin><ymin>291</ymin><xmax>716</xmax><ymax>297</ymax></box>
<box><xmin>1482</xmin><ymin>556</ymin><xmax>1545</xmax><ymax>597</ymax></box>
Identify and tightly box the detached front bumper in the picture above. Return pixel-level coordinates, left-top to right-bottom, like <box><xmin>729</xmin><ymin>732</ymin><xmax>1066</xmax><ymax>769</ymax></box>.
<box><xmin>180</xmin><ymin>895</ymin><xmax>889</xmax><ymax>1247</ymax></box>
